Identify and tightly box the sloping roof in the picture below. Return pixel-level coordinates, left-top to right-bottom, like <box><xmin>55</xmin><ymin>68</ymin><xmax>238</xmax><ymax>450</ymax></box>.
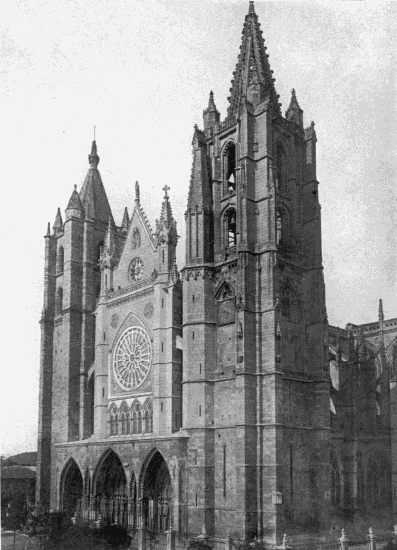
<box><xmin>3</xmin><ymin>451</ymin><xmax>37</xmax><ymax>467</ymax></box>
<box><xmin>1</xmin><ymin>466</ymin><xmax>36</xmax><ymax>479</ymax></box>
<box><xmin>79</xmin><ymin>141</ymin><xmax>114</xmax><ymax>224</ymax></box>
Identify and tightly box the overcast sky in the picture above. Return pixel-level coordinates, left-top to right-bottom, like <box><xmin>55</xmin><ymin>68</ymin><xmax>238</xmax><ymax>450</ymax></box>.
<box><xmin>1</xmin><ymin>0</ymin><xmax>396</xmax><ymax>456</ymax></box>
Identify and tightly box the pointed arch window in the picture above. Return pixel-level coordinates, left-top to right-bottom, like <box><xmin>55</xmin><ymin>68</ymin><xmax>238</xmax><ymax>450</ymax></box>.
<box><xmin>224</xmin><ymin>142</ymin><xmax>236</xmax><ymax>194</ymax></box>
<box><xmin>131</xmin><ymin>402</ymin><xmax>142</xmax><ymax>434</ymax></box>
<box><xmin>144</xmin><ymin>399</ymin><xmax>153</xmax><ymax>433</ymax></box>
<box><xmin>108</xmin><ymin>404</ymin><xmax>119</xmax><ymax>436</ymax></box>
<box><xmin>56</xmin><ymin>287</ymin><xmax>63</xmax><ymax>316</ymax></box>
<box><xmin>224</xmin><ymin>208</ymin><xmax>237</xmax><ymax>248</ymax></box>
<box><xmin>119</xmin><ymin>403</ymin><xmax>130</xmax><ymax>435</ymax></box>
<box><xmin>331</xmin><ymin>449</ymin><xmax>342</xmax><ymax>506</ymax></box>
<box><xmin>57</xmin><ymin>246</ymin><xmax>64</xmax><ymax>274</ymax></box>
<box><xmin>276</xmin><ymin>143</ymin><xmax>287</xmax><ymax>192</ymax></box>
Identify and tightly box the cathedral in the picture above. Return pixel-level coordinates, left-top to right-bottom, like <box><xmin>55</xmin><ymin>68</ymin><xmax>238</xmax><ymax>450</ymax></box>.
<box><xmin>36</xmin><ymin>2</ymin><xmax>397</xmax><ymax>544</ymax></box>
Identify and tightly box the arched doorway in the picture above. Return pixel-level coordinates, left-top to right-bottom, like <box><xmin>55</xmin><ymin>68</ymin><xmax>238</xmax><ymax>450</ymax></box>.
<box><xmin>141</xmin><ymin>450</ymin><xmax>173</xmax><ymax>533</ymax></box>
<box><xmin>61</xmin><ymin>459</ymin><xmax>83</xmax><ymax>518</ymax></box>
<box><xmin>93</xmin><ymin>449</ymin><xmax>128</xmax><ymax>526</ymax></box>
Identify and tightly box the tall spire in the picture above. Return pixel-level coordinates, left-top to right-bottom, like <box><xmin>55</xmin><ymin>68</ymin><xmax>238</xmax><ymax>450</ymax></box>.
<box><xmin>79</xmin><ymin>139</ymin><xmax>113</xmax><ymax>224</ymax></box>
<box><xmin>227</xmin><ymin>2</ymin><xmax>281</xmax><ymax>115</ymax></box>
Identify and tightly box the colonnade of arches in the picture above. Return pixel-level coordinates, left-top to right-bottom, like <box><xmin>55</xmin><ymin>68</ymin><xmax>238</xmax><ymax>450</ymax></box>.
<box><xmin>330</xmin><ymin>447</ymin><xmax>392</xmax><ymax>510</ymax></box>
<box><xmin>60</xmin><ymin>448</ymin><xmax>173</xmax><ymax>533</ymax></box>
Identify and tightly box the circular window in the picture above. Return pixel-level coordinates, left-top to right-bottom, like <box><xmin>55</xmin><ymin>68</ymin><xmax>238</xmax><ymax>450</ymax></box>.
<box><xmin>129</xmin><ymin>258</ymin><xmax>143</xmax><ymax>282</ymax></box>
<box><xmin>113</xmin><ymin>326</ymin><xmax>151</xmax><ymax>390</ymax></box>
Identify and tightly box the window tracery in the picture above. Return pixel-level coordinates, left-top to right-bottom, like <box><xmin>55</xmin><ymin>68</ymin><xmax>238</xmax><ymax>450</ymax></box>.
<box><xmin>113</xmin><ymin>326</ymin><xmax>151</xmax><ymax>391</ymax></box>
<box><xmin>143</xmin><ymin>399</ymin><xmax>153</xmax><ymax>433</ymax></box>
<box><xmin>132</xmin><ymin>401</ymin><xmax>142</xmax><ymax>434</ymax></box>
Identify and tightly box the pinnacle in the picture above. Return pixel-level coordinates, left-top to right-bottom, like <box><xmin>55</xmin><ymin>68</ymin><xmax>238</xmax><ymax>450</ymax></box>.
<box><xmin>121</xmin><ymin>207</ymin><xmax>129</xmax><ymax>232</ymax></box>
<box><xmin>285</xmin><ymin>88</ymin><xmax>303</xmax><ymax>126</ymax></box>
<box><xmin>379</xmin><ymin>298</ymin><xmax>384</xmax><ymax>322</ymax></box>
<box><xmin>227</xmin><ymin>2</ymin><xmax>280</xmax><ymax>115</ymax></box>
<box><xmin>66</xmin><ymin>186</ymin><xmax>84</xmax><ymax>211</ymax></box>
<box><xmin>89</xmin><ymin>140</ymin><xmax>99</xmax><ymax>168</ymax></box>
<box><xmin>53</xmin><ymin>207</ymin><xmax>64</xmax><ymax>234</ymax></box>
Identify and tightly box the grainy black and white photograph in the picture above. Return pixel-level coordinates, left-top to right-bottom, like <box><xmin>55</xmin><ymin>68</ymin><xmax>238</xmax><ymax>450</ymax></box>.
<box><xmin>1</xmin><ymin>1</ymin><xmax>396</xmax><ymax>549</ymax></box>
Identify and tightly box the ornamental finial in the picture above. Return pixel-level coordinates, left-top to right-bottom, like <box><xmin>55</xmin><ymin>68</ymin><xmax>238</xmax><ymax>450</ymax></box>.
<box><xmin>163</xmin><ymin>185</ymin><xmax>170</xmax><ymax>198</ymax></box>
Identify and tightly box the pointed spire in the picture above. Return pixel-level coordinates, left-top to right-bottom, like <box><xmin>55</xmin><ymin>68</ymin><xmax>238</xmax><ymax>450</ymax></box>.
<box><xmin>227</xmin><ymin>3</ymin><xmax>281</xmax><ymax>115</ymax></box>
<box><xmin>285</xmin><ymin>88</ymin><xmax>303</xmax><ymax>127</ymax></box>
<box><xmin>66</xmin><ymin>184</ymin><xmax>84</xmax><ymax>211</ymax></box>
<box><xmin>121</xmin><ymin>207</ymin><xmax>129</xmax><ymax>233</ymax></box>
<box><xmin>379</xmin><ymin>298</ymin><xmax>384</xmax><ymax>323</ymax></box>
<box><xmin>203</xmin><ymin>91</ymin><xmax>220</xmax><ymax>130</ymax></box>
<box><xmin>135</xmin><ymin>181</ymin><xmax>140</xmax><ymax>204</ymax></box>
<box><xmin>80</xmin><ymin>139</ymin><xmax>114</xmax><ymax>224</ymax></box>
<box><xmin>155</xmin><ymin>186</ymin><xmax>178</xmax><ymax>245</ymax></box>
<box><xmin>46</xmin><ymin>222</ymin><xmax>51</xmax><ymax>236</ymax></box>
<box><xmin>88</xmin><ymin>140</ymin><xmax>99</xmax><ymax>168</ymax></box>
<box><xmin>53</xmin><ymin>207</ymin><xmax>64</xmax><ymax>235</ymax></box>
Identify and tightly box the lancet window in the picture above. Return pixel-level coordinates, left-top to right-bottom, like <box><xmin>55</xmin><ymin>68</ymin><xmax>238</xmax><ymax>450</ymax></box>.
<box><xmin>57</xmin><ymin>246</ymin><xmax>64</xmax><ymax>274</ymax></box>
<box><xmin>275</xmin><ymin>142</ymin><xmax>287</xmax><ymax>193</ymax></box>
<box><xmin>224</xmin><ymin>142</ymin><xmax>236</xmax><ymax>194</ymax></box>
<box><xmin>143</xmin><ymin>399</ymin><xmax>153</xmax><ymax>433</ymax></box>
<box><xmin>331</xmin><ymin>449</ymin><xmax>342</xmax><ymax>506</ymax></box>
<box><xmin>56</xmin><ymin>287</ymin><xmax>63</xmax><ymax>316</ymax></box>
<box><xmin>108</xmin><ymin>404</ymin><xmax>119</xmax><ymax>436</ymax></box>
<box><xmin>119</xmin><ymin>402</ymin><xmax>130</xmax><ymax>435</ymax></box>
<box><xmin>132</xmin><ymin>402</ymin><xmax>142</xmax><ymax>434</ymax></box>
<box><xmin>224</xmin><ymin>208</ymin><xmax>237</xmax><ymax>248</ymax></box>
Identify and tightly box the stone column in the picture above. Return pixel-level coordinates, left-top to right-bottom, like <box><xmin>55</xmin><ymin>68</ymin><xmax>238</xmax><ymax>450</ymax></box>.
<box><xmin>166</xmin><ymin>525</ymin><xmax>176</xmax><ymax>550</ymax></box>
<box><xmin>138</xmin><ymin>526</ymin><xmax>146</xmax><ymax>550</ymax></box>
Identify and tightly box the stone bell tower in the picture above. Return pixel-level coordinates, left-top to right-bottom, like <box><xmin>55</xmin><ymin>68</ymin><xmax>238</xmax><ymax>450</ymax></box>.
<box><xmin>182</xmin><ymin>1</ymin><xmax>329</xmax><ymax>542</ymax></box>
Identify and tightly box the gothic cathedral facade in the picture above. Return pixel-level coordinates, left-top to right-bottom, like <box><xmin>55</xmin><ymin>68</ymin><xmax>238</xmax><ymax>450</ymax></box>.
<box><xmin>37</xmin><ymin>2</ymin><xmax>395</xmax><ymax>543</ymax></box>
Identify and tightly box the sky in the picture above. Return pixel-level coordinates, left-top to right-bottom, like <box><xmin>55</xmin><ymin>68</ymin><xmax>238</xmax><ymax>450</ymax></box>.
<box><xmin>1</xmin><ymin>0</ymin><xmax>396</xmax><ymax>456</ymax></box>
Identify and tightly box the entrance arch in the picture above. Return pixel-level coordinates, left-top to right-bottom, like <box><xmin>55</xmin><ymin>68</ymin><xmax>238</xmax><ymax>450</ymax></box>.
<box><xmin>60</xmin><ymin>458</ymin><xmax>83</xmax><ymax>518</ymax></box>
<box><xmin>94</xmin><ymin>449</ymin><xmax>127</xmax><ymax>496</ymax></box>
<box><xmin>140</xmin><ymin>450</ymin><xmax>173</xmax><ymax>532</ymax></box>
<box><xmin>93</xmin><ymin>449</ymin><xmax>128</xmax><ymax>526</ymax></box>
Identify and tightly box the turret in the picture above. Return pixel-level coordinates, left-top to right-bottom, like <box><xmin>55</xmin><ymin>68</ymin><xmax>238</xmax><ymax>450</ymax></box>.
<box><xmin>155</xmin><ymin>185</ymin><xmax>178</xmax><ymax>275</ymax></box>
<box><xmin>185</xmin><ymin>126</ymin><xmax>213</xmax><ymax>265</ymax></box>
<box><xmin>203</xmin><ymin>91</ymin><xmax>220</xmax><ymax>131</ymax></box>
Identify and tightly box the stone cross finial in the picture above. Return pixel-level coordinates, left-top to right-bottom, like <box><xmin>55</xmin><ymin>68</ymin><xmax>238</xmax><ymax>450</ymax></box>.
<box><xmin>163</xmin><ymin>185</ymin><xmax>170</xmax><ymax>198</ymax></box>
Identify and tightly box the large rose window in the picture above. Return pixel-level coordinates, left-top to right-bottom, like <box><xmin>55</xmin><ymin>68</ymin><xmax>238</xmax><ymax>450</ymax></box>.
<box><xmin>113</xmin><ymin>326</ymin><xmax>151</xmax><ymax>390</ymax></box>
